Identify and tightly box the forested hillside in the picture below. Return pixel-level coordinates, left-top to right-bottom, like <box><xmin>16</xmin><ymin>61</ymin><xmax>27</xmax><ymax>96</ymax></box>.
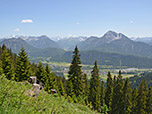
<box><xmin>49</xmin><ymin>50</ymin><xmax>152</xmax><ymax>68</ymax></box>
<box><xmin>0</xmin><ymin>45</ymin><xmax>152</xmax><ymax>113</ymax></box>
<box><xmin>129</xmin><ymin>72</ymin><xmax>152</xmax><ymax>88</ymax></box>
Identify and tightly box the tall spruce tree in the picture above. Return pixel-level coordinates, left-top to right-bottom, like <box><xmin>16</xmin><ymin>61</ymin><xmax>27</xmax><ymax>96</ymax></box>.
<box><xmin>100</xmin><ymin>80</ymin><xmax>105</xmax><ymax>107</ymax></box>
<box><xmin>66</xmin><ymin>80</ymin><xmax>74</xmax><ymax>97</ymax></box>
<box><xmin>105</xmin><ymin>72</ymin><xmax>113</xmax><ymax>111</ymax></box>
<box><xmin>44</xmin><ymin>64</ymin><xmax>57</xmax><ymax>93</ymax></box>
<box><xmin>84</xmin><ymin>73</ymin><xmax>89</xmax><ymax>95</ymax></box>
<box><xmin>68</xmin><ymin>46</ymin><xmax>84</xmax><ymax>96</ymax></box>
<box><xmin>135</xmin><ymin>80</ymin><xmax>147</xmax><ymax>114</ymax></box>
<box><xmin>113</xmin><ymin>75</ymin><xmax>117</xmax><ymax>87</ymax></box>
<box><xmin>146</xmin><ymin>87</ymin><xmax>152</xmax><ymax>114</ymax></box>
<box><xmin>57</xmin><ymin>77</ymin><xmax>66</xmax><ymax>96</ymax></box>
<box><xmin>83</xmin><ymin>73</ymin><xmax>89</xmax><ymax>104</ymax></box>
<box><xmin>122</xmin><ymin>78</ymin><xmax>132</xmax><ymax>114</ymax></box>
<box><xmin>0</xmin><ymin>59</ymin><xmax>3</xmax><ymax>75</ymax></box>
<box><xmin>36</xmin><ymin>61</ymin><xmax>46</xmax><ymax>84</ymax></box>
<box><xmin>15</xmin><ymin>47</ymin><xmax>30</xmax><ymax>81</ymax></box>
<box><xmin>89</xmin><ymin>61</ymin><xmax>100</xmax><ymax>111</ymax></box>
<box><xmin>30</xmin><ymin>62</ymin><xmax>38</xmax><ymax>76</ymax></box>
<box><xmin>1</xmin><ymin>44</ymin><xmax>15</xmax><ymax>80</ymax></box>
<box><xmin>131</xmin><ymin>87</ymin><xmax>138</xmax><ymax>114</ymax></box>
<box><xmin>111</xmin><ymin>71</ymin><xmax>124</xmax><ymax>114</ymax></box>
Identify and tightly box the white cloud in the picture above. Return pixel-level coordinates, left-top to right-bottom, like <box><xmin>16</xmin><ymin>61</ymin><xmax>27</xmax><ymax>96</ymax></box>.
<box><xmin>21</xmin><ymin>19</ymin><xmax>33</xmax><ymax>23</ymax></box>
<box><xmin>130</xmin><ymin>21</ymin><xmax>134</xmax><ymax>24</ymax></box>
<box><xmin>76</xmin><ymin>22</ymin><xmax>80</xmax><ymax>25</ymax></box>
<box><xmin>14</xmin><ymin>28</ymin><xmax>20</xmax><ymax>32</ymax></box>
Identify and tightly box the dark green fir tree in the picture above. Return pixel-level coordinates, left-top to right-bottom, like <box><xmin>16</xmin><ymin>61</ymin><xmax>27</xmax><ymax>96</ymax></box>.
<box><xmin>146</xmin><ymin>87</ymin><xmax>152</xmax><ymax>114</ymax></box>
<box><xmin>30</xmin><ymin>62</ymin><xmax>38</xmax><ymax>76</ymax></box>
<box><xmin>135</xmin><ymin>80</ymin><xmax>147</xmax><ymax>114</ymax></box>
<box><xmin>66</xmin><ymin>80</ymin><xmax>74</xmax><ymax>97</ymax></box>
<box><xmin>1</xmin><ymin>44</ymin><xmax>15</xmax><ymax>80</ymax></box>
<box><xmin>131</xmin><ymin>87</ymin><xmax>138</xmax><ymax>114</ymax></box>
<box><xmin>83</xmin><ymin>73</ymin><xmax>89</xmax><ymax>104</ymax></box>
<box><xmin>100</xmin><ymin>80</ymin><xmax>105</xmax><ymax>107</ymax></box>
<box><xmin>105</xmin><ymin>72</ymin><xmax>113</xmax><ymax>111</ymax></box>
<box><xmin>57</xmin><ymin>77</ymin><xmax>66</xmax><ymax>96</ymax></box>
<box><xmin>68</xmin><ymin>46</ymin><xmax>84</xmax><ymax>96</ymax></box>
<box><xmin>15</xmin><ymin>47</ymin><xmax>30</xmax><ymax>81</ymax></box>
<box><xmin>122</xmin><ymin>78</ymin><xmax>132</xmax><ymax>114</ymax></box>
<box><xmin>44</xmin><ymin>64</ymin><xmax>57</xmax><ymax>93</ymax></box>
<box><xmin>89</xmin><ymin>61</ymin><xmax>100</xmax><ymax>111</ymax></box>
<box><xmin>111</xmin><ymin>71</ymin><xmax>124</xmax><ymax>114</ymax></box>
<box><xmin>0</xmin><ymin>59</ymin><xmax>3</xmax><ymax>75</ymax></box>
<box><xmin>36</xmin><ymin>61</ymin><xmax>46</xmax><ymax>84</ymax></box>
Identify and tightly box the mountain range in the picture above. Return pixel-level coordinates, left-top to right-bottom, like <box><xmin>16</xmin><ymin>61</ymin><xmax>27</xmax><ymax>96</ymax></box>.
<box><xmin>1</xmin><ymin>31</ymin><xmax>152</xmax><ymax>68</ymax></box>
<box><xmin>24</xmin><ymin>35</ymin><xmax>60</xmax><ymax>49</ymax></box>
<box><xmin>0</xmin><ymin>38</ymin><xmax>35</xmax><ymax>53</ymax></box>
<box><xmin>57</xmin><ymin>36</ymin><xmax>87</xmax><ymax>50</ymax></box>
<box><xmin>131</xmin><ymin>37</ymin><xmax>152</xmax><ymax>45</ymax></box>
<box><xmin>78</xmin><ymin>31</ymin><xmax>152</xmax><ymax>58</ymax></box>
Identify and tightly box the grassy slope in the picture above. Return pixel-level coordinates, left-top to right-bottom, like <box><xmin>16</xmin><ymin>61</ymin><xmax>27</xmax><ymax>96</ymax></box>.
<box><xmin>0</xmin><ymin>77</ymin><xmax>98</xmax><ymax>114</ymax></box>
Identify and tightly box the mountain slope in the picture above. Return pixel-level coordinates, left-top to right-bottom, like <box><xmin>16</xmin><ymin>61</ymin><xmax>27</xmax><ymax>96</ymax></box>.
<box><xmin>78</xmin><ymin>31</ymin><xmax>152</xmax><ymax>58</ymax></box>
<box><xmin>0</xmin><ymin>38</ymin><xmax>36</xmax><ymax>53</ymax></box>
<box><xmin>29</xmin><ymin>49</ymin><xmax>152</xmax><ymax>68</ymax></box>
<box><xmin>0</xmin><ymin>38</ymin><xmax>5</xmax><ymax>42</ymax></box>
<box><xmin>25</xmin><ymin>35</ymin><xmax>60</xmax><ymax>49</ymax></box>
<box><xmin>0</xmin><ymin>77</ymin><xmax>98</xmax><ymax>114</ymax></box>
<box><xmin>28</xmin><ymin>47</ymin><xmax>65</xmax><ymax>57</ymax></box>
<box><xmin>133</xmin><ymin>37</ymin><xmax>152</xmax><ymax>45</ymax></box>
<box><xmin>129</xmin><ymin>72</ymin><xmax>152</xmax><ymax>88</ymax></box>
<box><xmin>57</xmin><ymin>36</ymin><xmax>87</xmax><ymax>50</ymax></box>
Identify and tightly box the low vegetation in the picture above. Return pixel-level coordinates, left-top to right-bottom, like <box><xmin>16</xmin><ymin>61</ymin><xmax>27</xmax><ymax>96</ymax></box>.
<box><xmin>0</xmin><ymin>77</ymin><xmax>98</xmax><ymax>114</ymax></box>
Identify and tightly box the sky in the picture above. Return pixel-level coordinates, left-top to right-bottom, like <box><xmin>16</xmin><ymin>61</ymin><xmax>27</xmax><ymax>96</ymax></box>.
<box><xmin>0</xmin><ymin>0</ymin><xmax>152</xmax><ymax>38</ymax></box>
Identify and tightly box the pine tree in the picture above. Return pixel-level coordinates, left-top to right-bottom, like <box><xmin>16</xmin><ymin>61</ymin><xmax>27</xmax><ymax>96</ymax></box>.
<box><xmin>105</xmin><ymin>72</ymin><xmax>113</xmax><ymax>111</ymax></box>
<box><xmin>44</xmin><ymin>64</ymin><xmax>57</xmax><ymax>93</ymax></box>
<box><xmin>15</xmin><ymin>47</ymin><xmax>30</xmax><ymax>81</ymax></box>
<box><xmin>68</xmin><ymin>46</ymin><xmax>84</xmax><ymax>96</ymax></box>
<box><xmin>113</xmin><ymin>75</ymin><xmax>117</xmax><ymax>87</ymax></box>
<box><xmin>100</xmin><ymin>80</ymin><xmax>105</xmax><ymax>107</ymax></box>
<box><xmin>30</xmin><ymin>62</ymin><xmax>38</xmax><ymax>76</ymax></box>
<box><xmin>111</xmin><ymin>71</ymin><xmax>124</xmax><ymax>114</ymax></box>
<box><xmin>36</xmin><ymin>61</ymin><xmax>46</xmax><ymax>84</ymax></box>
<box><xmin>82</xmin><ymin>74</ymin><xmax>89</xmax><ymax>95</ymax></box>
<box><xmin>0</xmin><ymin>59</ymin><xmax>3</xmax><ymax>75</ymax></box>
<box><xmin>1</xmin><ymin>44</ymin><xmax>15</xmax><ymax>80</ymax></box>
<box><xmin>83</xmin><ymin>73</ymin><xmax>89</xmax><ymax>104</ymax></box>
<box><xmin>135</xmin><ymin>80</ymin><xmax>147</xmax><ymax>114</ymax></box>
<box><xmin>66</xmin><ymin>80</ymin><xmax>74</xmax><ymax>97</ymax></box>
<box><xmin>122</xmin><ymin>78</ymin><xmax>132</xmax><ymax>114</ymax></box>
<box><xmin>89</xmin><ymin>61</ymin><xmax>100</xmax><ymax>110</ymax></box>
<box><xmin>146</xmin><ymin>87</ymin><xmax>152</xmax><ymax>114</ymax></box>
<box><xmin>131</xmin><ymin>87</ymin><xmax>138</xmax><ymax>114</ymax></box>
<box><xmin>57</xmin><ymin>77</ymin><xmax>66</xmax><ymax>96</ymax></box>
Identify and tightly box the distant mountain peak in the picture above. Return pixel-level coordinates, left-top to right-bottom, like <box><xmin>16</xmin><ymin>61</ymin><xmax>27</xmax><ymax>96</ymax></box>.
<box><xmin>101</xmin><ymin>31</ymin><xmax>130</xmax><ymax>43</ymax></box>
<box><xmin>102</xmin><ymin>31</ymin><xmax>121</xmax><ymax>43</ymax></box>
<box><xmin>104</xmin><ymin>30</ymin><xmax>118</xmax><ymax>36</ymax></box>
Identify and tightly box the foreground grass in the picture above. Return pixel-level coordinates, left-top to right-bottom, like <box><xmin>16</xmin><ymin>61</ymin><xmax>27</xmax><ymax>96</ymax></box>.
<box><xmin>0</xmin><ymin>77</ymin><xmax>98</xmax><ymax>114</ymax></box>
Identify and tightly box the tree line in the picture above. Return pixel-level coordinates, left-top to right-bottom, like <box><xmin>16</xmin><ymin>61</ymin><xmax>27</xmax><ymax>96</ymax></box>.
<box><xmin>0</xmin><ymin>45</ymin><xmax>152</xmax><ymax>114</ymax></box>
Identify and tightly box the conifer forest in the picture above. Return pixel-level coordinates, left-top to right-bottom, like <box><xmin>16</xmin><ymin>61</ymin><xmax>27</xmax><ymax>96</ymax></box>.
<box><xmin>0</xmin><ymin>44</ymin><xmax>152</xmax><ymax>114</ymax></box>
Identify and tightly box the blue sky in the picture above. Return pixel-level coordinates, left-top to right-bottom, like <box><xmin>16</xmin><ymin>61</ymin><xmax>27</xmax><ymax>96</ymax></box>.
<box><xmin>0</xmin><ymin>0</ymin><xmax>152</xmax><ymax>38</ymax></box>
